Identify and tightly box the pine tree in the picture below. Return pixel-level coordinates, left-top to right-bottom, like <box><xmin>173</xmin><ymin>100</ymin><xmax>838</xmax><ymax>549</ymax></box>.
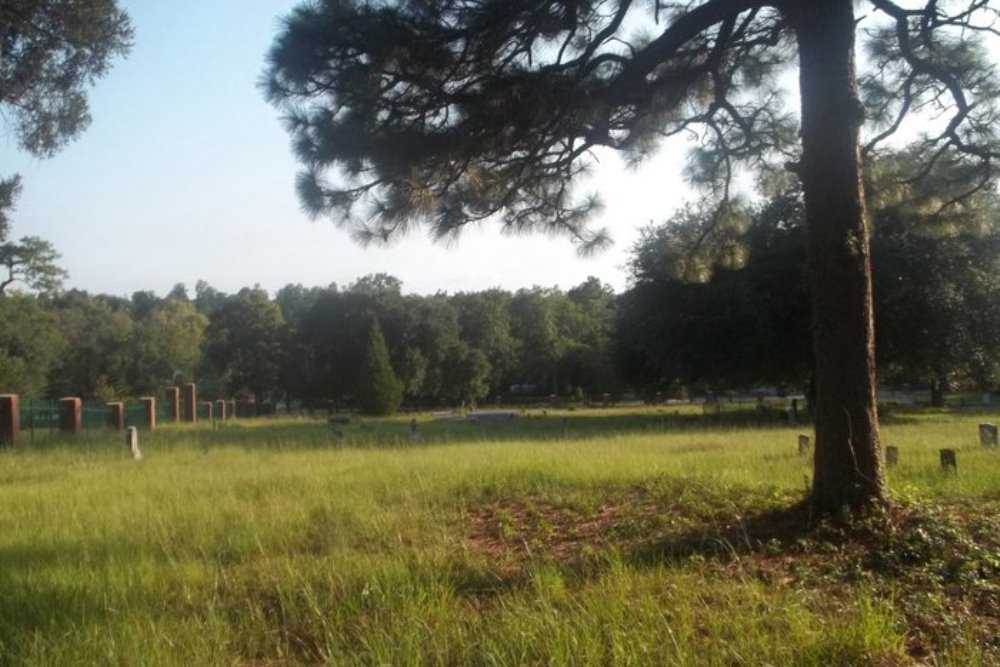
<box><xmin>356</xmin><ymin>319</ymin><xmax>403</xmax><ymax>416</ymax></box>
<box><xmin>266</xmin><ymin>0</ymin><xmax>999</xmax><ymax>514</ymax></box>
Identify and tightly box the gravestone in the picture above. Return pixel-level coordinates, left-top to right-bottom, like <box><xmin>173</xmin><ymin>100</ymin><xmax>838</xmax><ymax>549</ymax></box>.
<box><xmin>885</xmin><ymin>445</ymin><xmax>899</xmax><ymax>467</ymax></box>
<box><xmin>0</xmin><ymin>394</ymin><xmax>19</xmax><ymax>447</ymax></box>
<box><xmin>978</xmin><ymin>423</ymin><xmax>997</xmax><ymax>448</ymax></box>
<box><xmin>125</xmin><ymin>426</ymin><xmax>142</xmax><ymax>460</ymax></box>
<box><xmin>798</xmin><ymin>434</ymin><xmax>810</xmax><ymax>456</ymax></box>
<box><xmin>107</xmin><ymin>402</ymin><xmax>125</xmax><ymax>431</ymax></box>
<box><xmin>940</xmin><ymin>448</ymin><xmax>957</xmax><ymax>473</ymax></box>
<box><xmin>58</xmin><ymin>397</ymin><xmax>82</xmax><ymax>435</ymax></box>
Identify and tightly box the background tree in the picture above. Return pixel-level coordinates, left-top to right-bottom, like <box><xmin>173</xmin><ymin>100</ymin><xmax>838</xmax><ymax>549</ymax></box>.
<box><xmin>202</xmin><ymin>287</ymin><xmax>288</xmax><ymax>402</ymax></box>
<box><xmin>47</xmin><ymin>291</ymin><xmax>133</xmax><ymax>400</ymax></box>
<box><xmin>0</xmin><ymin>235</ymin><xmax>67</xmax><ymax>296</ymax></box>
<box><xmin>453</xmin><ymin>289</ymin><xmax>518</xmax><ymax>397</ymax></box>
<box><xmin>356</xmin><ymin>319</ymin><xmax>403</xmax><ymax>416</ymax></box>
<box><xmin>0</xmin><ymin>294</ymin><xmax>65</xmax><ymax>397</ymax></box>
<box><xmin>266</xmin><ymin>0</ymin><xmax>1000</xmax><ymax>514</ymax></box>
<box><xmin>127</xmin><ymin>298</ymin><xmax>208</xmax><ymax>397</ymax></box>
<box><xmin>619</xmin><ymin>192</ymin><xmax>811</xmax><ymax>395</ymax></box>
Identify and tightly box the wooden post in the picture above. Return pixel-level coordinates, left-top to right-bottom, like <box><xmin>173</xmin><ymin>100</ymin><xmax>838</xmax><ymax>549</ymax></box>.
<box><xmin>107</xmin><ymin>402</ymin><xmax>125</xmax><ymax>431</ymax></box>
<box><xmin>940</xmin><ymin>449</ymin><xmax>957</xmax><ymax>473</ymax></box>
<box><xmin>229</xmin><ymin>400</ymin><xmax>237</xmax><ymax>420</ymax></box>
<box><xmin>181</xmin><ymin>383</ymin><xmax>197</xmax><ymax>423</ymax></box>
<box><xmin>140</xmin><ymin>397</ymin><xmax>156</xmax><ymax>432</ymax></box>
<box><xmin>58</xmin><ymin>397</ymin><xmax>82</xmax><ymax>435</ymax></box>
<box><xmin>798</xmin><ymin>434</ymin><xmax>811</xmax><ymax>456</ymax></box>
<box><xmin>885</xmin><ymin>445</ymin><xmax>898</xmax><ymax>467</ymax></box>
<box><xmin>978</xmin><ymin>423</ymin><xmax>997</xmax><ymax>448</ymax></box>
<box><xmin>165</xmin><ymin>386</ymin><xmax>180</xmax><ymax>423</ymax></box>
<box><xmin>201</xmin><ymin>401</ymin><xmax>213</xmax><ymax>422</ymax></box>
<box><xmin>215</xmin><ymin>399</ymin><xmax>227</xmax><ymax>423</ymax></box>
<box><xmin>0</xmin><ymin>394</ymin><xmax>19</xmax><ymax>447</ymax></box>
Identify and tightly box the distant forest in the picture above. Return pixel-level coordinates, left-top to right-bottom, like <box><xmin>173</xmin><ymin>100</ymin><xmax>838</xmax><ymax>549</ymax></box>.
<box><xmin>3</xmin><ymin>185</ymin><xmax>999</xmax><ymax>411</ymax></box>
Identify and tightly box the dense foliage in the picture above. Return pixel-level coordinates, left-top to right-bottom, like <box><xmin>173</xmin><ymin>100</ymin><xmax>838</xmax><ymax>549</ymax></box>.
<box><xmin>356</xmin><ymin>319</ymin><xmax>404</xmax><ymax>416</ymax></box>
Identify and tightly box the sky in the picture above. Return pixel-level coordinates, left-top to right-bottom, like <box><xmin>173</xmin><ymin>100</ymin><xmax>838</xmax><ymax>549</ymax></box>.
<box><xmin>4</xmin><ymin>0</ymin><xmax>695</xmax><ymax>299</ymax></box>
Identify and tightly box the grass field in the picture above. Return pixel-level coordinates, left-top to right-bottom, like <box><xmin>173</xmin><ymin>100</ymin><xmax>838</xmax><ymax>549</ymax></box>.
<box><xmin>0</xmin><ymin>407</ymin><xmax>997</xmax><ymax>666</ymax></box>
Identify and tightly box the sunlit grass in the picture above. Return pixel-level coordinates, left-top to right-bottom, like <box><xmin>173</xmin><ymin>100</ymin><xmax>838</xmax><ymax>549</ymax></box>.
<box><xmin>0</xmin><ymin>407</ymin><xmax>996</xmax><ymax>665</ymax></box>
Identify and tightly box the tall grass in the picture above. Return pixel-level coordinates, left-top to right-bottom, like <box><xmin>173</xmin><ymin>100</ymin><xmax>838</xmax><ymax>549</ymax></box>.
<box><xmin>0</xmin><ymin>408</ymin><xmax>996</xmax><ymax>665</ymax></box>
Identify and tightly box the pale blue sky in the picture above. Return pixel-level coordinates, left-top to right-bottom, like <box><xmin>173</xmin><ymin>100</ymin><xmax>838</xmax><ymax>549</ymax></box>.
<box><xmin>3</xmin><ymin>0</ymin><xmax>692</xmax><ymax>298</ymax></box>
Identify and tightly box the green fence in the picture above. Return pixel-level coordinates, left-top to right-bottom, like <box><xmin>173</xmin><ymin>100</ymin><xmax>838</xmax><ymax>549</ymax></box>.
<box><xmin>18</xmin><ymin>399</ymin><xmax>162</xmax><ymax>435</ymax></box>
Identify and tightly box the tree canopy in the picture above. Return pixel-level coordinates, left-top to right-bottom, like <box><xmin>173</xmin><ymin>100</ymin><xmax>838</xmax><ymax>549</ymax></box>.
<box><xmin>266</xmin><ymin>0</ymin><xmax>1000</xmax><ymax>514</ymax></box>
<box><xmin>0</xmin><ymin>0</ymin><xmax>132</xmax><ymax>158</ymax></box>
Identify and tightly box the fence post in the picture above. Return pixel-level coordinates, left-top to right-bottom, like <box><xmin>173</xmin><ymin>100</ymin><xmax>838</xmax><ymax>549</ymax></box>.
<box><xmin>181</xmin><ymin>383</ymin><xmax>197</xmax><ymax>423</ymax></box>
<box><xmin>165</xmin><ymin>387</ymin><xmax>180</xmax><ymax>423</ymax></box>
<box><xmin>140</xmin><ymin>397</ymin><xmax>156</xmax><ymax>432</ymax></box>
<box><xmin>215</xmin><ymin>399</ymin><xmax>227</xmax><ymax>423</ymax></box>
<box><xmin>0</xmin><ymin>394</ymin><xmax>19</xmax><ymax>447</ymax></box>
<box><xmin>59</xmin><ymin>397</ymin><xmax>82</xmax><ymax>435</ymax></box>
<box><xmin>107</xmin><ymin>402</ymin><xmax>125</xmax><ymax>431</ymax></box>
<box><xmin>201</xmin><ymin>401</ymin><xmax>213</xmax><ymax>422</ymax></box>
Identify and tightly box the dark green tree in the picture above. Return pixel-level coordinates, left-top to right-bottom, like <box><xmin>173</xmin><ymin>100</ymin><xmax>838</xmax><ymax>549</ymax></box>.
<box><xmin>0</xmin><ymin>294</ymin><xmax>65</xmax><ymax>397</ymax></box>
<box><xmin>127</xmin><ymin>298</ymin><xmax>208</xmax><ymax>396</ymax></box>
<box><xmin>203</xmin><ymin>288</ymin><xmax>288</xmax><ymax>401</ymax></box>
<box><xmin>620</xmin><ymin>192</ymin><xmax>811</xmax><ymax>395</ymax></box>
<box><xmin>266</xmin><ymin>0</ymin><xmax>1000</xmax><ymax>513</ymax></box>
<box><xmin>356</xmin><ymin>319</ymin><xmax>403</xmax><ymax>416</ymax></box>
<box><xmin>453</xmin><ymin>289</ymin><xmax>517</xmax><ymax>397</ymax></box>
<box><xmin>47</xmin><ymin>291</ymin><xmax>133</xmax><ymax>400</ymax></box>
<box><xmin>0</xmin><ymin>234</ymin><xmax>67</xmax><ymax>296</ymax></box>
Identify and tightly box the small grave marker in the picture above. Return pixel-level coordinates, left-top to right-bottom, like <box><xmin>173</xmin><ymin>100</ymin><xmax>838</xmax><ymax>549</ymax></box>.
<box><xmin>885</xmin><ymin>445</ymin><xmax>899</xmax><ymax>466</ymax></box>
<box><xmin>885</xmin><ymin>445</ymin><xmax>899</xmax><ymax>467</ymax></box>
<box><xmin>798</xmin><ymin>434</ymin><xmax>811</xmax><ymax>456</ymax></box>
<box><xmin>940</xmin><ymin>448</ymin><xmax>957</xmax><ymax>473</ymax></box>
<box><xmin>978</xmin><ymin>423</ymin><xmax>997</xmax><ymax>448</ymax></box>
<box><xmin>125</xmin><ymin>426</ymin><xmax>142</xmax><ymax>460</ymax></box>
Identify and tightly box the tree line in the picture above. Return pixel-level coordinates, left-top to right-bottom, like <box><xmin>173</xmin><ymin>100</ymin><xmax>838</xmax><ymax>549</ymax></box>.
<box><xmin>2</xmin><ymin>185</ymin><xmax>997</xmax><ymax>411</ymax></box>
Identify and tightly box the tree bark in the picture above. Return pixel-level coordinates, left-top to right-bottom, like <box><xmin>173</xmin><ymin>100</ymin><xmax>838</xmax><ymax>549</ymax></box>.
<box><xmin>787</xmin><ymin>0</ymin><xmax>888</xmax><ymax>513</ymax></box>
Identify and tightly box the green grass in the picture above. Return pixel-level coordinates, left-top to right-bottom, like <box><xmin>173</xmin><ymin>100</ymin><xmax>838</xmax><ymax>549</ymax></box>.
<box><xmin>0</xmin><ymin>408</ymin><xmax>997</xmax><ymax>665</ymax></box>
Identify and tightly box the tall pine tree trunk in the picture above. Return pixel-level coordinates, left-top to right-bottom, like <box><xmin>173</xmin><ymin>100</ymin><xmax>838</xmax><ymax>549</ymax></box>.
<box><xmin>787</xmin><ymin>0</ymin><xmax>888</xmax><ymax>513</ymax></box>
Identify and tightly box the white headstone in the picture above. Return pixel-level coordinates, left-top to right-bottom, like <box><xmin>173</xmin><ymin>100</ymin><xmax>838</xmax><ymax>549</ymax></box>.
<box><xmin>125</xmin><ymin>426</ymin><xmax>142</xmax><ymax>460</ymax></box>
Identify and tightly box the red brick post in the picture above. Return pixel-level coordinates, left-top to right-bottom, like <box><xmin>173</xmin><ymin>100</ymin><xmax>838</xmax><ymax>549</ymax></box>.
<box><xmin>140</xmin><ymin>397</ymin><xmax>156</xmax><ymax>432</ymax></box>
<box><xmin>58</xmin><ymin>397</ymin><xmax>82</xmax><ymax>435</ymax></box>
<box><xmin>107</xmin><ymin>402</ymin><xmax>125</xmax><ymax>431</ymax></box>
<box><xmin>165</xmin><ymin>386</ymin><xmax>180</xmax><ymax>423</ymax></box>
<box><xmin>0</xmin><ymin>394</ymin><xmax>19</xmax><ymax>447</ymax></box>
<box><xmin>215</xmin><ymin>399</ymin><xmax>227</xmax><ymax>423</ymax></box>
<box><xmin>181</xmin><ymin>383</ymin><xmax>197</xmax><ymax>423</ymax></box>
